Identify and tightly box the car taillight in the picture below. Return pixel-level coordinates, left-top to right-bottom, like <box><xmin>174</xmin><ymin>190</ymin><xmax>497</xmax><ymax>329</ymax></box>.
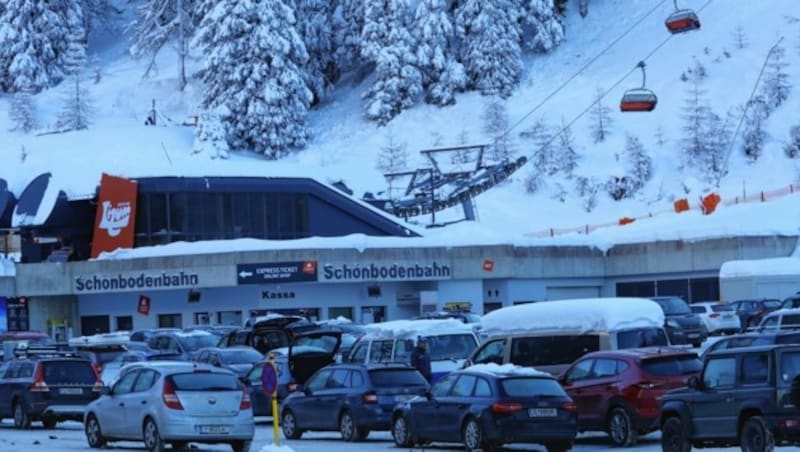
<box><xmin>362</xmin><ymin>391</ymin><xmax>378</xmax><ymax>404</ymax></box>
<box><xmin>490</xmin><ymin>402</ymin><xmax>523</xmax><ymax>414</ymax></box>
<box><xmin>239</xmin><ymin>388</ymin><xmax>252</xmax><ymax>410</ymax></box>
<box><xmin>561</xmin><ymin>401</ymin><xmax>578</xmax><ymax>414</ymax></box>
<box><xmin>90</xmin><ymin>363</ymin><xmax>103</xmax><ymax>392</ymax></box>
<box><xmin>30</xmin><ymin>365</ymin><xmax>49</xmax><ymax>392</ymax></box>
<box><xmin>92</xmin><ymin>363</ymin><xmax>103</xmax><ymax>376</ymax></box>
<box><xmin>709</xmin><ymin>313</ymin><xmax>720</xmax><ymax>318</ymax></box>
<box><xmin>162</xmin><ymin>379</ymin><xmax>184</xmax><ymax>410</ymax></box>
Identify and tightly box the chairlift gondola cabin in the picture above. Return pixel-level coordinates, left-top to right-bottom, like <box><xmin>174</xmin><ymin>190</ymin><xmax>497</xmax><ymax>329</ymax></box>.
<box><xmin>620</xmin><ymin>61</ymin><xmax>658</xmax><ymax>112</ymax></box>
<box><xmin>665</xmin><ymin>1</ymin><xmax>700</xmax><ymax>34</ymax></box>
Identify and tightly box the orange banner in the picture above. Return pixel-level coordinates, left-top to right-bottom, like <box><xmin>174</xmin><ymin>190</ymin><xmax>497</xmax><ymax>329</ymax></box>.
<box><xmin>90</xmin><ymin>173</ymin><xmax>138</xmax><ymax>258</ymax></box>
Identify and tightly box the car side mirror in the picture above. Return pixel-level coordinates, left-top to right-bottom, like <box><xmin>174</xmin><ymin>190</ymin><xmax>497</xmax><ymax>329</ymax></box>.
<box><xmin>687</xmin><ymin>375</ymin><xmax>701</xmax><ymax>390</ymax></box>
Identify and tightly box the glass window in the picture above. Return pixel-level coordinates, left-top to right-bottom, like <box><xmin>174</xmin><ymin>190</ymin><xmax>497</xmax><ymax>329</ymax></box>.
<box><xmin>616</xmin><ymin>328</ymin><xmax>669</xmax><ymax>348</ymax></box>
<box><xmin>248</xmin><ymin>194</ymin><xmax>266</xmax><ymax>237</ymax></box>
<box><xmin>782</xmin><ymin>315</ymin><xmax>800</xmax><ymax>329</ymax></box>
<box><xmin>451</xmin><ymin>375</ymin><xmax>476</xmax><ymax>396</ymax></box>
<box><xmin>501</xmin><ymin>378</ymin><xmax>566</xmax><ymax>396</ymax></box>
<box><xmin>116</xmin><ymin>316</ymin><xmax>133</xmax><ymax>331</ymax></box>
<box><xmin>615</xmin><ymin>281</ymin><xmax>655</xmax><ymax>298</ymax></box>
<box><xmin>3</xmin><ymin>363</ymin><xmax>20</xmax><ymax>379</ymax></box>
<box><xmin>350</xmin><ymin>343</ymin><xmax>368</xmax><ymax>364</ymax></box>
<box><xmin>691</xmin><ymin>306</ymin><xmax>706</xmax><ymax>314</ymax></box>
<box><xmin>690</xmin><ymin>277</ymin><xmax>720</xmax><ymax>303</ymax></box>
<box><xmin>158</xmin><ymin>314</ymin><xmax>182</xmax><ymax>329</ymax></box>
<box><xmin>294</xmin><ymin>195</ymin><xmax>309</xmax><ymax>237</ymax></box>
<box><xmin>135</xmin><ymin>194</ymin><xmax>149</xmax><ymax>236</ymax></box>
<box><xmin>219</xmin><ymin>193</ymin><xmax>233</xmax><ymax>238</ymax></box>
<box><xmin>511</xmin><ymin>335</ymin><xmax>600</xmax><ymax>367</ymax></box>
<box><xmin>473</xmin><ymin>339</ymin><xmax>506</xmax><ymax>365</ymax></box>
<box><xmin>711</xmin><ymin>304</ymin><xmax>734</xmax><ymax>312</ymax></box>
<box><xmin>654</xmin><ymin>297</ymin><xmax>691</xmax><ymax>315</ymax></box>
<box><xmin>656</xmin><ymin>279</ymin><xmax>690</xmax><ymax>302</ymax></box>
<box><xmin>349</xmin><ymin>370</ymin><xmax>365</xmax><ymax>388</ymax></box>
<box><xmin>265</xmin><ymin>194</ymin><xmax>279</xmax><ymax>238</ymax></box>
<box><xmin>642</xmin><ymin>355</ymin><xmax>702</xmax><ymax>376</ymax></box>
<box><xmin>114</xmin><ymin>370</ymin><xmax>139</xmax><ymax>395</ymax></box>
<box><xmin>394</xmin><ymin>339</ymin><xmax>414</xmax><ymax>363</ymax></box>
<box><xmin>566</xmin><ymin>359</ymin><xmax>594</xmax><ymax>382</ymax></box>
<box><xmin>740</xmin><ymin>353</ymin><xmax>769</xmax><ymax>384</ymax></box>
<box><xmin>593</xmin><ymin>359</ymin><xmax>618</xmax><ymax>378</ymax></box>
<box><xmin>369</xmin><ymin>369</ymin><xmax>428</xmax><ymax>387</ymax></box>
<box><xmin>369</xmin><ymin>340</ymin><xmax>394</xmax><ymax>363</ymax></box>
<box><xmin>702</xmin><ymin>357</ymin><xmax>736</xmax><ymax>388</ymax></box>
<box><xmin>149</xmin><ymin>193</ymin><xmax>168</xmax><ymax>237</ymax></box>
<box><xmin>231</xmin><ymin>193</ymin><xmax>250</xmax><ymax>238</ymax></box>
<box><xmin>133</xmin><ymin>370</ymin><xmax>157</xmax><ymax>392</ymax></box>
<box><xmin>327</xmin><ymin>369</ymin><xmax>349</xmax><ymax>389</ymax></box>
<box><xmin>217</xmin><ymin>310</ymin><xmax>242</xmax><ymax>326</ymax></box>
<box><xmin>306</xmin><ymin>369</ymin><xmax>332</xmax><ymax>392</ymax></box>
<box><xmin>329</xmin><ymin>307</ymin><xmax>353</xmax><ymax>321</ymax></box>
<box><xmin>780</xmin><ymin>351</ymin><xmax>800</xmax><ymax>383</ymax></box>
<box><xmin>427</xmin><ymin>334</ymin><xmax>477</xmax><ymax>360</ymax></box>
<box><xmin>431</xmin><ymin>373</ymin><xmax>458</xmax><ymax>397</ymax></box>
<box><xmin>474</xmin><ymin>377</ymin><xmax>492</xmax><ymax>397</ymax></box>
<box><xmin>169</xmin><ymin>372</ymin><xmax>239</xmax><ymax>391</ymax></box>
<box><xmin>760</xmin><ymin>316</ymin><xmax>779</xmax><ymax>331</ymax></box>
<box><xmin>202</xmin><ymin>193</ymin><xmax>220</xmax><ymax>239</ymax></box>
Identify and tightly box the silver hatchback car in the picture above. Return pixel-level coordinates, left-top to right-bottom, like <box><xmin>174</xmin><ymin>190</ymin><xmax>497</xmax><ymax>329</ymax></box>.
<box><xmin>83</xmin><ymin>362</ymin><xmax>254</xmax><ymax>452</ymax></box>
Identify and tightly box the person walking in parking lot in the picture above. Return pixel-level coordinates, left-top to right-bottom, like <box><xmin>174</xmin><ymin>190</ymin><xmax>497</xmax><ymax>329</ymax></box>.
<box><xmin>411</xmin><ymin>336</ymin><xmax>432</xmax><ymax>382</ymax></box>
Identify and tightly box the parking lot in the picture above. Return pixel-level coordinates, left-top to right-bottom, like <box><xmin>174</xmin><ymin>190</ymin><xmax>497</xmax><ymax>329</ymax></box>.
<box><xmin>0</xmin><ymin>417</ymin><xmax>743</xmax><ymax>452</ymax></box>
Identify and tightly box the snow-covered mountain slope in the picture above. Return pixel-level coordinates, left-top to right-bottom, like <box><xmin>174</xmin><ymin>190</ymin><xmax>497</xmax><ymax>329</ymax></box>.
<box><xmin>1</xmin><ymin>0</ymin><xmax>799</xmax><ymax>247</ymax></box>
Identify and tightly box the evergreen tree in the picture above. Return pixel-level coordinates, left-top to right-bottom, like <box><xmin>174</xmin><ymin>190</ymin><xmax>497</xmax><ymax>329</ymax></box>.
<box><xmin>361</xmin><ymin>0</ymin><xmax>392</xmax><ymax>62</ymax></box>
<box><xmin>555</xmin><ymin>118</ymin><xmax>578</xmax><ymax>176</ymax></box>
<box><xmin>785</xmin><ymin>125</ymin><xmax>800</xmax><ymax>159</ymax></box>
<box><xmin>376</xmin><ymin>128</ymin><xmax>409</xmax><ymax>197</ymax></box>
<box><xmin>680</xmin><ymin>78</ymin><xmax>713</xmax><ymax>168</ymax></box>
<box><xmin>588</xmin><ymin>87</ymin><xmax>612</xmax><ymax>143</ymax></box>
<box><xmin>575</xmin><ymin>176</ymin><xmax>600</xmax><ymax>212</ymax></box>
<box><xmin>331</xmin><ymin>0</ymin><xmax>364</xmax><ymax>73</ymax></box>
<box><xmin>703</xmin><ymin>111</ymin><xmax>731</xmax><ymax>182</ymax></box>
<box><xmin>482</xmin><ymin>96</ymin><xmax>514</xmax><ymax>161</ymax></box>
<box><xmin>0</xmin><ymin>0</ymin><xmax>86</xmax><ymax>93</ymax></box>
<box><xmin>195</xmin><ymin>0</ymin><xmax>312</xmax><ymax>158</ymax></box>
<box><xmin>130</xmin><ymin>0</ymin><xmax>199</xmax><ymax>91</ymax></box>
<box><xmin>8</xmin><ymin>91</ymin><xmax>37</xmax><ymax>133</ymax></box>
<box><xmin>413</xmin><ymin>0</ymin><xmax>466</xmax><ymax>106</ymax></box>
<box><xmin>520</xmin><ymin>119</ymin><xmax>557</xmax><ymax>175</ymax></box>
<box><xmin>294</xmin><ymin>0</ymin><xmax>337</xmax><ymax>103</ymax></box>
<box><xmin>192</xmin><ymin>109</ymin><xmax>230</xmax><ymax>159</ymax></box>
<box><xmin>761</xmin><ymin>43</ymin><xmax>791</xmax><ymax>111</ymax></box>
<box><xmin>655</xmin><ymin>124</ymin><xmax>666</xmax><ymax>147</ymax></box>
<box><xmin>732</xmin><ymin>24</ymin><xmax>747</xmax><ymax>50</ymax></box>
<box><xmin>56</xmin><ymin>74</ymin><xmax>93</xmax><ymax>131</ymax></box>
<box><xmin>741</xmin><ymin>97</ymin><xmax>769</xmax><ymax>161</ymax></box>
<box><xmin>520</xmin><ymin>0</ymin><xmax>565</xmax><ymax>53</ymax></box>
<box><xmin>624</xmin><ymin>134</ymin><xmax>652</xmax><ymax>192</ymax></box>
<box><xmin>578</xmin><ymin>0</ymin><xmax>588</xmax><ymax>18</ymax></box>
<box><xmin>362</xmin><ymin>0</ymin><xmax>422</xmax><ymax>125</ymax></box>
<box><xmin>81</xmin><ymin>0</ymin><xmax>117</xmax><ymax>35</ymax></box>
<box><xmin>456</xmin><ymin>0</ymin><xmax>523</xmax><ymax>97</ymax></box>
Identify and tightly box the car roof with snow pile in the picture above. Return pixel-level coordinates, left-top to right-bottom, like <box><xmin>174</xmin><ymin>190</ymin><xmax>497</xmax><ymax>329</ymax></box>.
<box><xmin>68</xmin><ymin>331</ymin><xmax>130</xmax><ymax>348</ymax></box>
<box><xmin>361</xmin><ymin>319</ymin><xmax>476</xmax><ymax>340</ymax></box>
<box><xmin>462</xmin><ymin>363</ymin><xmax>554</xmax><ymax>378</ymax></box>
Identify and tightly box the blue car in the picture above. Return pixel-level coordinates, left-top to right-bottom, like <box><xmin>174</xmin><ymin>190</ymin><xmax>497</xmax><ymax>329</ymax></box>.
<box><xmin>280</xmin><ymin>363</ymin><xmax>429</xmax><ymax>441</ymax></box>
<box><xmin>391</xmin><ymin>365</ymin><xmax>578</xmax><ymax>451</ymax></box>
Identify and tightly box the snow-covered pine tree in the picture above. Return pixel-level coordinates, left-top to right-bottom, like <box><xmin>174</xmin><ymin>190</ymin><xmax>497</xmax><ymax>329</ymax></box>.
<box><xmin>0</xmin><ymin>0</ymin><xmax>86</xmax><ymax>93</ymax></box>
<box><xmin>192</xmin><ymin>109</ymin><xmax>230</xmax><ymax>159</ymax></box>
<box><xmin>520</xmin><ymin>0</ymin><xmax>565</xmax><ymax>53</ymax></box>
<box><xmin>362</xmin><ymin>0</ymin><xmax>422</xmax><ymax>125</ymax></box>
<box><xmin>578</xmin><ymin>0</ymin><xmax>588</xmax><ymax>18</ymax></box>
<box><xmin>785</xmin><ymin>125</ymin><xmax>800</xmax><ymax>159</ymax></box>
<box><xmin>520</xmin><ymin>118</ymin><xmax>557</xmax><ymax>175</ymax></box>
<box><xmin>741</xmin><ymin>97</ymin><xmax>769</xmax><ymax>161</ymax></box>
<box><xmin>361</xmin><ymin>0</ymin><xmax>392</xmax><ymax>63</ymax></box>
<box><xmin>81</xmin><ymin>0</ymin><xmax>116</xmax><ymax>35</ymax></box>
<box><xmin>761</xmin><ymin>42</ymin><xmax>791</xmax><ymax>112</ymax></box>
<box><xmin>376</xmin><ymin>128</ymin><xmax>409</xmax><ymax>197</ymax></box>
<box><xmin>455</xmin><ymin>0</ymin><xmax>523</xmax><ymax>97</ymax></box>
<box><xmin>703</xmin><ymin>110</ymin><xmax>732</xmax><ymax>182</ymax></box>
<box><xmin>332</xmin><ymin>0</ymin><xmax>364</xmax><ymax>73</ymax></box>
<box><xmin>624</xmin><ymin>134</ymin><xmax>652</xmax><ymax>192</ymax></box>
<box><xmin>680</xmin><ymin>77</ymin><xmax>713</xmax><ymax>169</ymax></box>
<box><xmin>732</xmin><ymin>24</ymin><xmax>747</xmax><ymax>50</ymax></box>
<box><xmin>575</xmin><ymin>176</ymin><xmax>600</xmax><ymax>212</ymax></box>
<box><xmin>689</xmin><ymin>57</ymin><xmax>707</xmax><ymax>82</ymax></box>
<box><xmin>655</xmin><ymin>124</ymin><xmax>666</xmax><ymax>147</ymax></box>
<box><xmin>195</xmin><ymin>0</ymin><xmax>312</xmax><ymax>158</ymax></box>
<box><xmin>555</xmin><ymin>117</ymin><xmax>578</xmax><ymax>176</ymax></box>
<box><xmin>606</xmin><ymin>175</ymin><xmax>635</xmax><ymax>201</ymax></box>
<box><xmin>8</xmin><ymin>91</ymin><xmax>37</xmax><ymax>133</ymax></box>
<box><xmin>588</xmin><ymin>87</ymin><xmax>612</xmax><ymax>143</ymax></box>
<box><xmin>130</xmin><ymin>0</ymin><xmax>199</xmax><ymax>91</ymax></box>
<box><xmin>294</xmin><ymin>0</ymin><xmax>336</xmax><ymax>103</ymax></box>
<box><xmin>56</xmin><ymin>74</ymin><xmax>93</xmax><ymax>131</ymax></box>
<box><xmin>482</xmin><ymin>96</ymin><xmax>515</xmax><ymax>161</ymax></box>
<box><xmin>413</xmin><ymin>0</ymin><xmax>466</xmax><ymax>106</ymax></box>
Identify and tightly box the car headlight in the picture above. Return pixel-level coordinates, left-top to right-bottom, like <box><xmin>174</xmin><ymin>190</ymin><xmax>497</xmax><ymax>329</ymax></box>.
<box><xmin>666</xmin><ymin>319</ymin><xmax>680</xmax><ymax>328</ymax></box>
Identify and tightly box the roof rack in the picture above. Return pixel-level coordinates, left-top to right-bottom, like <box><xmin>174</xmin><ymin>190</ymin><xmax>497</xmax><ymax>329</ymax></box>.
<box><xmin>12</xmin><ymin>344</ymin><xmax>82</xmax><ymax>359</ymax></box>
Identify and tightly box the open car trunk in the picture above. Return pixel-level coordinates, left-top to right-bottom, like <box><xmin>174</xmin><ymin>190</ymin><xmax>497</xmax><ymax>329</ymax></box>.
<box><xmin>288</xmin><ymin>330</ymin><xmax>342</xmax><ymax>385</ymax></box>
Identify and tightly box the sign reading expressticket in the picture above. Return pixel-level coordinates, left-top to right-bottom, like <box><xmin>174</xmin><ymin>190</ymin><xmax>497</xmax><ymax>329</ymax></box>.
<box><xmin>237</xmin><ymin>261</ymin><xmax>318</xmax><ymax>285</ymax></box>
<box><xmin>74</xmin><ymin>271</ymin><xmax>200</xmax><ymax>293</ymax></box>
<box><xmin>320</xmin><ymin>261</ymin><xmax>452</xmax><ymax>282</ymax></box>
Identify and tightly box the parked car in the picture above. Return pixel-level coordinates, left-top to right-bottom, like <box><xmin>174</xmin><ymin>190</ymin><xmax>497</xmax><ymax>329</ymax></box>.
<box><xmin>650</xmin><ymin>296</ymin><xmax>708</xmax><ymax>347</ymax></box>
<box><xmin>68</xmin><ymin>332</ymin><xmax>132</xmax><ymax>376</ymax></box>
<box><xmin>700</xmin><ymin>330</ymin><xmax>800</xmax><ymax>359</ymax></box>
<box><xmin>0</xmin><ymin>332</ymin><xmax>53</xmax><ymax>360</ymax></box>
<box><xmin>391</xmin><ymin>364</ymin><xmax>578</xmax><ymax>451</ymax></box>
<box><xmin>100</xmin><ymin>350</ymin><xmax>184</xmax><ymax>386</ymax></box>
<box><xmin>128</xmin><ymin>328</ymin><xmax>181</xmax><ymax>351</ymax></box>
<box><xmin>727</xmin><ymin>298</ymin><xmax>782</xmax><ymax>331</ymax></box>
<box><xmin>659</xmin><ymin>344</ymin><xmax>800</xmax><ymax>450</ymax></box>
<box><xmin>781</xmin><ymin>294</ymin><xmax>800</xmax><ymax>310</ymax></box>
<box><xmin>242</xmin><ymin>356</ymin><xmax>292</xmax><ymax>416</ymax></box>
<box><xmin>558</xmin><ymin>347</ymin><xmax>701</xmax><ymax>446</ymax></box>
<box><xmin>690</xmin><ymin>302</ymin><xmax>741</xmax><ymax>335</ymax></box>
<box><xmin>414</xmin><ymin>310</ymin><xmax>482</xmax><ymax>324</ymax></box>
<box><xmin>147</xmin><ymin>330</ymin><xmax>220</xmax><ymax>360</ymax></box>
<box><xmin>83</xmin><ymin>362</ymin><xmax>254</xmax><ymax>452</ymax></box>
<box><xmin>0</xmin><ymin>345</ymin><xmax>103</xmax><ymax>429</ymax></box>
<box><xmin>220</xmin><ymin>315</ymin><xmax>317</xmax><ymax>355</ymax></box>
<box><xmin>280</xmin><ymin>363</ymin><xmax>429</xmax><ymax>441</ymax></box>
<box><xmin>195</xmin><ymin>346</ymin><xmax>263</xmax><ymax>377</ymax></box>
<box><xmin>756</xmin><ymin>308</ymin><xmax>800</xmax><ymax>333</ymax></box>
<box><xmin>183</xmin><ymin>325</ymin><xmax>239</xmax><ymax>342</ymax></box>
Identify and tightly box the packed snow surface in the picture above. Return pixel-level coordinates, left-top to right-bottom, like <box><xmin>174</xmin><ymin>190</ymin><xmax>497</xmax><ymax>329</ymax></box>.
<box><xmin>719</xmin><ymin>257</ymin><xmax>800</xmax><ymax>278</ymax></box>
<box><xmin>480</xmin><ymin>297</ymin><xmax>665</xmax><ymax>335</ymax></box>
<box><xmin>363</xmin><ymin>318</ymin><xmax>474</xmax><ymax>338</ymax></box>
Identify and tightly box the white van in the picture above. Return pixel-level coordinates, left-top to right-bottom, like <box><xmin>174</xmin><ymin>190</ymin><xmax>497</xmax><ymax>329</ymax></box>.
<box><xmin>347</xmin><ymin>319</ymin><xmax>479</xmax><ymax>382</ymax></box>
<box><xmin>467</xmin><ymin>297</ymin><xmax>668</xmax><ymax>375</ymax></box>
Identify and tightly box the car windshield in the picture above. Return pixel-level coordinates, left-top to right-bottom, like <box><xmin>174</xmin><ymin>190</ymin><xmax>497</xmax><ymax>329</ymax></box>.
<box><xmin>220</xmin><ymin>349</ymin><xmax>263</xmax><ymax>364</ymax></box>
<box><xmin>501</xmin><ymin>377</ymin><xmax>566</xmax><ymax>397</ymax></box>
<box><xmin>169</xmin><ymin>372</ymin><xmax>240</xmax><ymax>391</ymax></box>
<box><xmin>426</xmin><ymin>334</ymin><xmax>477</xmax><ymax>360</ymax></box>
<box><xmin>763</xmin><ymin>300</ymin><xmax>782</xmax><ymax>309</ymax></box>
<box><xmin>656</xmin><ymin>298</ymin><xmax>691</xmax><ymax>315</ymax></box>
<box><xmin>711</xmin><ymin>304</ymin><xmax>734</xmax><ymax>312</ymax></box>
<box><xmin>178</xmin><ymin>333</ymin><xmax>220</xmax><ymax>351</ymax></box>
<box><xmin>641</xmin><ymin>354</ymin><xmax>702</xmax><ymax>376</ymax></box>
<box><xmin>616</xmin><ymin>327</ymin><xmax>669</xmax><ymax>348</ymax></box>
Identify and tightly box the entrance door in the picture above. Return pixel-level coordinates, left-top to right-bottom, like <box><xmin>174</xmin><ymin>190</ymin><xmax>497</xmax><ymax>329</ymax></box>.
<box><xmin>80</xmin><ymin>315</ymin><xmax>110</xmax><ymax>335</ymax></box>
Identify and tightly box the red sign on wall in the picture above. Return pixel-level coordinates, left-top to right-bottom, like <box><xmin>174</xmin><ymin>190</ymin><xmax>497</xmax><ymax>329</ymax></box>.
<box><xmin>482</xmin><ymin>259</ymin><xmax>495</xmax><ymax>272</ymax></box>
<box><xmin>91</xmin><ymin>173</ymin><xmax>138</xmax><ymax>258</ymax></box>
<box><xmin>137</xmin><ymin>295</ymin><xmax>151</xmax><ymax>316</ymax></box>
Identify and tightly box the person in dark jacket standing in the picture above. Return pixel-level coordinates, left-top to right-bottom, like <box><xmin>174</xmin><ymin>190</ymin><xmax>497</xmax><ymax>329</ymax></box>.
<box><xmin>410</xmin><ymin>336</ymin><xmax>432</xmax><ymax>382</ymax></box>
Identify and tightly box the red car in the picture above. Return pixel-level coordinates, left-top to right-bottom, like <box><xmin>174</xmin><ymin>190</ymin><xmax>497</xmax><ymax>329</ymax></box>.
<box><xmin>557</xmin><ymin>347</ymin><xmax>701</xmax><ymax>447</ymax></box>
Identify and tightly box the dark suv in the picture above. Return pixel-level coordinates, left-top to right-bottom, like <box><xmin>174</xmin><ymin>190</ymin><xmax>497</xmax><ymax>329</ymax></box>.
<box><xmin>660</xmin><ymin>344</ymin><xmax>800</xmax><ymax>450</ymax></box>
<box><xmin>728</xmin><ymin>299</ymin><xmax>782</xmax><ymax>331</ymax></box>
<box><xmin>220</xmin><ymin>315</ymin><xmax>317</xmax><ymax>354</ymax></box>
<box><xmin>0</xmin><ymin>347</ymin><xmax>103</xmax><ymax>429</ymax></box>
<box><xmin>650</xmin><ymin>297</ymin><xmax>708</xmax><ymax>347</ymax></box>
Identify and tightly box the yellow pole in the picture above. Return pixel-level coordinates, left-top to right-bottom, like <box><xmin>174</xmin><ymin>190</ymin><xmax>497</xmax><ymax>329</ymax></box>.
<box><xmin>269</xmin><ymin>353</ymin><xmax>280</xmax><ymax>445</ymax></box>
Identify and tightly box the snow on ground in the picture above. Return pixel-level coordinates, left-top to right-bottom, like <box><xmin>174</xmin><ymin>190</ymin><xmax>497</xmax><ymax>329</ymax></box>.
<box><xmin>363</xmin><ymin>318</ymin><xmax>474</xmax><ymax>337</ymax></box>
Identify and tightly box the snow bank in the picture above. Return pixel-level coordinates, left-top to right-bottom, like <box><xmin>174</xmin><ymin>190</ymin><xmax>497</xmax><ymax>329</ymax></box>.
<box><xmin>719</xmin><ymin>257</ymin><xmax>800</xmax><ymax>278</ymax></box>
<box><xmin>364</xmin><ymin>319</ymin><xmax>474</xmax><ymax>338</ymax></box>
<box><xmin>258</xmin><ymin>445</ymin><xmax>295</xmax><ymax>452</ymax></box>
<box><xmin>480</xmin><ymin>298</ymin><xmax>665</xmax><ymax>335</ymax></box>
<box><xmin>466</xmin><ymin>363</ymin><xmax>550</xmax><ymax>377</ymax></box>
<box><xmin>68</xmin><ymin>331</ymin><xmax>130</xmax><ymax>346</ymax></box>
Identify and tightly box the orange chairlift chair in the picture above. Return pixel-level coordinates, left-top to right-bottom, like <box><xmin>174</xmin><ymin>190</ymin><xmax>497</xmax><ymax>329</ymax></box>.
<box><xmin>620</xmin><ymin>61</ymin><xmax>657</xmax><ymax>112</ymax></box>
<box><xmin>665</xmin><ymin>0</ymin><xmax>701</xmax><ymax>34</ymax></box>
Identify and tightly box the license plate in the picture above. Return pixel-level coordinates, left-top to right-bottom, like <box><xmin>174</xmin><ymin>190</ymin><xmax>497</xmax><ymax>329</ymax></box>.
<box><xmin>59</xmin><ymin>388</ymin><xmax>83</xmax><ymax>395</ymax></box>
<box><xmin>528</xmin><ymin>408</ymin><xmax>557</xmax><ymax>417</ymax></box>
<box><xmin>688</xmin><ymin>333</ymin><xmax>700</xmax><ymax>338</ymax></box>
<box><xmin>198</xmin><ymin>425</ymin><xmax>231</xmax><ymax>435</ymax></box>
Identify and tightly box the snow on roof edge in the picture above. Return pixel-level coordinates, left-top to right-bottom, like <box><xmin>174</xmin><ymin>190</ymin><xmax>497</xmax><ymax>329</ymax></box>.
<box><xmin>719</xmin><ymin>257</ymin><xmax>800</xmax><ymax>278</ymax></box>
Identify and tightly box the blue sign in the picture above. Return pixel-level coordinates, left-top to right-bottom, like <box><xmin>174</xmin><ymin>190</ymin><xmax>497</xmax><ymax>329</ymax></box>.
<box><xmin>237</xmin><ymin>260</ymin><xmax>318</xmax><ymax>285</ymax></box>
<box><xmin>261</xmin><ymin>362</ymin><xmax>277</xmax><ymax>395</ymax></box>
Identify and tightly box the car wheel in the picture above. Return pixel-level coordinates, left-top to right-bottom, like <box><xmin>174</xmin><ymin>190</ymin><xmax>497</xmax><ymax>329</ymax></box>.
<box><xmin>608</xmin><ymin>407</ymin><xmax>637</xmax><ymax>447</ymax></box>
<box><xmin>230</xmin><ymin>440</ymin><xmax>252</xmax><ymax>452</ymax></box>
<box><xmin>281</xmin><ymin>410</ymin><xmax>302</xmax><ymax>440</ymax></box>
<box><xmin>740</xmin><ymin>416</ymin><xmax>775</xmax><ymax>452</ymax></box>
<box><xmin>42</xmin><ymin>417</ymin><xmax>57</xmax><ymax>429</ymax></box>
<box><xmin>661</xmin><ymin>417</ymin><xmax>690</xmax><ymax>452</ymax></box>
<box><xmin>463</xmin><ymin>417</ymin><xmax>493</xmax><ymax>451</ymax></box>
<box><xmin>85</xmin><ymin>414</ymin><xmax>106</xmax><ymax>449</ymax></box>
<box><xmin>143</xmin><ymin>417</ymin><xmax>166</xmax><ymax>452</ymax></box>
<box><xmin>545</xmin><ymin>441</ymin><xmax>573</xmax><ymax>452</ymax></box>
<box><xmin>12</xmin><ymin>400</ymin><xmax>31</xmax><ymax>430</ymax></box>
<box><xmin>339</xmin><ymin>410</ymin><xmax>359</xmax><ymax>442</ymax></box>
<box><xmin>393</xmin><ymin>415</ymin><xmax>413</xmax><ymax>447</ymax></box>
